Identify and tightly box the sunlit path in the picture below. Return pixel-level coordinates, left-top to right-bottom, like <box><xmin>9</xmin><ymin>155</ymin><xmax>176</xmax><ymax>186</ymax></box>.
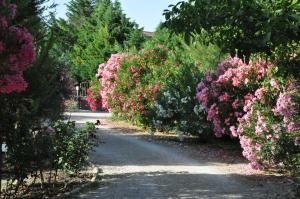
<box><xmin>67</xmin><ymin>113</ymin><xmax>293</xmax><ymax>199</ymax></box>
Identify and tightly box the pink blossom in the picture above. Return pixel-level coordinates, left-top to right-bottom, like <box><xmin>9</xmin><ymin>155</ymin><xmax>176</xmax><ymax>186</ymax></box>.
<box><xmin>0</xmin><ymin>2</ymin><xmax>35</xmax><ymax>94</ymax></box>
<box><xmin>86</xmin><ymin>88</ymin><xmax>101</xmax><ymax>111</ymax></box>
<box><xmin>232</xmin><ymin>99</ymin><xmax>242</xmax><ymax>109</ymax></box>
<box><xmin>205</xmin><ymin>71</ymin><xmax>213</xmax><ymax>82</ymax></box>
<box><xmin>255</xmin><ymin>143</ymin><xmax>262</xmax><ymax>151</ymax></box>
<box><xmin>266</xmin><ymin>134</ymin><xmax>273</xmax><ymax>140</ymax></box>
<box><xmin>196</xmin><ymin>87</ymin><xmax>209</xmax><ymax>108</ymax></box>
<box><xmin>197</xmin><ymin>82</ymin><xmax>205</xmax><ymax>90</ymax></box>
<box><xmin>9</xmin><ymin>4</ymin><xmax>16</xmax><ymax>19</ymax></box>
<box><xmin>0</xmin><ymin>73</ymin><xmax>28</xmax><ymax>93</ymax></box>
<box><xmin>234</xmin><ymin>112</ymin><xmax>243</xmax><ymax>118</ymax></box>
<box><xmin>250</xmin><ymin>162</ymin><xmax>264</xmax><ymax>170</ymax></box>
<box><xmin>243</xmin><ymin>93</ymin><xmax>255</xmax><ymax>112</ymax></box>
<box><xmin>244</xmin><ymin>78</ymin><xmax>249</xmax><ymax>85</ymax></box>
<box><xmin>0</xmin><ymin>0</ymin><xmax>6</xmax><ymax>7</ymax></box>
<box><xmin>272</xmin><ymin>124</ymin><xmax>281</xmax><ymax>133</ymax></box>
<box><xmin>207</xmin><ymin>104</ymin><xmax>218</xmax><ymax>121</ymax></box>
<box><xmin>273</xmin><ymin>92</ymin><xmax>295</xmax><ymax>122</ymax></box>
<box><xmin>244</xmin><ymin>93</ymin><xmax>255</xmax><ymax>101</ymax></box>
<box><xmin>218</xmin><ymin>92</ymin><xmax>230</xmax><ymax>102</ymax></box>
<box><xmin>255</xmin><ymin>112</ymin><xmax>268</xmax><ymax>135</ymax></box>
<box><xmin>286</xmin><ymin>122</ymin><xmax>298</xmax><ymax>133</ymax></box>
<box><xmin>213</xmin><ymin>119</ymin><xmax>223</xmax><ymax>137</ymax></box>
<box><xmin>230</xmin><ymin>126</ymin><xmax>238</xmax><ymax>137</ymax></box>
<box><xmin>270</xmin><ymin>79</ymin><xmax>280</xmax><ymax>90</ymax></box>
<box><xmin>254</xmin><ymin>87</ymin><xmax>267</xmax><ymax>101</ymax></box>
<box><xmin>225</xmin><ymin>117</ymin><xmax>231</xmax><ymax>125</ymax></box>
<box><xmin>232</xmin><ymin>77</ymin><xmax>240</xmax><ymax>87</ymax></box>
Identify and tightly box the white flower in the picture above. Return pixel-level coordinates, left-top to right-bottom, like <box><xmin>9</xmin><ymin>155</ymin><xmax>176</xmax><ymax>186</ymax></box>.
<box><xmin>181</xmin><ymin>120</ymin><xmax>187</xmax><ymax>126</ymax></box>
<box><xmin>153</xmin><ymin>119</ymin><xmax>163</xmax><ymax>127</ymax></box>
<box><xmin>193</xmin><ymin>104</ymin><xmax>205</xmax><ymax>115</ymax></box>
<box><xmin>163</xmin><ymin>91</ymin><xmax>172</xmax><ymax>99</ymax></box>
<box><xmin>181</xmin><ymin>97</ymin><xmax>188</xmax><ymax>104</ymax></box>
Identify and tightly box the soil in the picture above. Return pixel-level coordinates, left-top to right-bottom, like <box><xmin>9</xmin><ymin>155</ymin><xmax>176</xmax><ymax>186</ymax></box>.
<box><xmin>1</xmin><ymin>170</ymin><xmax>94</xmax><ymax>199</ymax></box>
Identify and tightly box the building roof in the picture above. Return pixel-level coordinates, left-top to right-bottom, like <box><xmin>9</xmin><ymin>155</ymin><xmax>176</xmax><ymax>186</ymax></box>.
<box><xmin>143</xmin><ymin>31</ymin><xmax>154</xmax><ymax>37</ymax></box>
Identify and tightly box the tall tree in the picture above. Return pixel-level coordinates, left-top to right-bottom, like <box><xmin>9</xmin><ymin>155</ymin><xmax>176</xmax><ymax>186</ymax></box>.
<box><xmin>65</xmin><ymin>0</ymin><xmax>145</xmax><ymax>82</ymax></box>
<box><xmin>164</xmin><ymin>0</ymin><xmax>300</xmax><ymax>63</ymax></box>
<box><xmin>10</xmin><ymin>0</ymin><xmax>53</xmax><ymax>44</ymax></box>
<box><xmin>66</xmin><ymin>0</ymin><xmax>95</xmax><ymax>26</ymax></box>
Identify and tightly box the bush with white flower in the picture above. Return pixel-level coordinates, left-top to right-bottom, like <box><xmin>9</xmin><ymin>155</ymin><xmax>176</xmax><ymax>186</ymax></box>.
<box><xmin>151</xmin><ymin>65</ymin><xmax>211</xmax><ymax>137</ymax></box>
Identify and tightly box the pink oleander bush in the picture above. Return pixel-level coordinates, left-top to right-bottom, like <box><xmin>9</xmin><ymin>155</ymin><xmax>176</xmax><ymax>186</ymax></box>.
<box><xmin>196</xmin><ymin>57</ymin><xmax>272</xmax><ymax>138</ymax></box>
<box><xmin>86</xmin><ymin>88</ymin><xmax>102</xmax><ymax>111</ymax></box>
<box><xmin>96</xmin><ymin>54</ymin><xmax>125</xmax><ymax>111</ymax></box>
<box><xmin>110</xmin><ymin>46</ymin><xmax>172</xmax><ymax>124</ymax></box>
<box><xmin>238</xmin><ymin>78</ymin><xmax>300</xmax><ymax>171</ymax></box>
<box><xmin>0</xmin><ymin>0</ymin><xmax>35</xmax><ymax>94</ymax></box>
<box><xmin>197</xmin><ymin>57</ymin><xmax>300</xmax><ymax>172</ymax></box>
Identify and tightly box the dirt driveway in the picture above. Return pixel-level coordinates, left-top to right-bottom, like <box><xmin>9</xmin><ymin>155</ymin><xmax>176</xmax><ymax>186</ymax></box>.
<box><xmin>67</xmin><ymin>112</ymin><xmax>298</xmax><ymax>199</ymax></box>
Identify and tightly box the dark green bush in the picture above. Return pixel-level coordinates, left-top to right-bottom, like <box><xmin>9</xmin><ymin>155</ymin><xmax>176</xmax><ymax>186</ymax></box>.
<box><xmin>3</xmin><ymin>121</ymin><xmax>97</xmax><ymax>196</ymax></box>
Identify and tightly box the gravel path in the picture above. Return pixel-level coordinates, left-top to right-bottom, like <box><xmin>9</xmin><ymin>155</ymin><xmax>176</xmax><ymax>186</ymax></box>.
<box><xmin>67</xmin><ymin>112</ymin><xmax>297</xmax><ymax>199</ymax></box>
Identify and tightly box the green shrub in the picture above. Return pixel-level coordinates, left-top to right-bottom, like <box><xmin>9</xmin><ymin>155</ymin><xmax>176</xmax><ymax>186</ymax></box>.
<box><xmin>52</xmin><ymin>121</ymin><xmax>97</xmax><ymax>174</ymax></box>
<box><xmin>3</xmin><ymin>120</ymin><xmax>97</xmax><ymax>196</ymax></box>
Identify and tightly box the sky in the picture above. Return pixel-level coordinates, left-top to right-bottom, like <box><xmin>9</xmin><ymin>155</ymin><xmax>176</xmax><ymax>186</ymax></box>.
<box><xmin>48</xmin><ymin>0</ymin><xmax>182</xmax><ymax>32</ymax></box>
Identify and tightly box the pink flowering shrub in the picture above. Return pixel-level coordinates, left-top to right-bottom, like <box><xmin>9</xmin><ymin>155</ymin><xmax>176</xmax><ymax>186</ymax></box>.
<box><xmin>0</xmin><ymin>0</ymin><xmax>35</xmax><ymax>93</ymax></box>
<box><xmin>86</xmin><ymin>88</ymin><xmax>102</xmax><ymax>111</ymax></box>
<box><xmin>96</xmin><ymin>54</ymin><xmax>125</xmax><ymax>111</ymax></box>
<box><xmin>197</xmin><ymin>57</ymin><xmax>300</xmax><ymax>172</ymax></box>
<box><xmin>110</xmin><ymin>46</ymin><xmax>171</xmax><ymax>124</ymax></box>
<box><xmin>238</xmin><ymin>78</ymin><xmax>300</xmax><ymax>171</ymax></box>
<box><xmin>196</xmin><ymin>57</ymin><xmax>272</xmax><ymax>138</ymax></box>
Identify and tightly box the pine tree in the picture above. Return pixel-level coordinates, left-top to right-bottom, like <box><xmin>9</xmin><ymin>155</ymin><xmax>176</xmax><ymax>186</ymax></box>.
<box><xmin>67</xmin><ymin>0</ymin><xmax>95</xmax><ymax>26</ymax></box>
<box><xmin>10</xmin><ymin>0</ymin><xmax>51</xmax><ymax>44</ymax></box>
<box><xmin>67</xmin><ymin>0</ymin><xmax>145</xmax><ymax>81</ymax></box>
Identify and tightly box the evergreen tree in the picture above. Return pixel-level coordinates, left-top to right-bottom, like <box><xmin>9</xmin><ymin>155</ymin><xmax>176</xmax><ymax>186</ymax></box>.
<box><xmin>66</xmin><ymin>0</ymin><xmax>95</xmax><ymax>26</ymax></box>
<box><xmin>66</xmin><ymin>0</ymin><xmax>145</xmax><ymax>82</ymax></box>
<box><xmin>70</xmin><ymin>25</ymin><xmax>112</xmax><ymax>81</ymax></box>
<box><xmin>10</xmin><ymin>0</ymin><xmax>52</xmax><ymax>44</ymax></box>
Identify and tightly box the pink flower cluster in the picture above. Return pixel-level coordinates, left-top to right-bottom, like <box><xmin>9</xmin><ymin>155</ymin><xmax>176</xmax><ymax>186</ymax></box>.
<box><xmin>96</xmin><ymin>54</ymin><xmax>125</xmax><ymax>111</ymax></box>
<box><xmin>196</xmin><ymin>57</ymin><xmax>272</xmax><ymax>138</ymax></box>
<box><xmin>0</xmin><ymin>1</ymin><xmax>35</xmax><ymax>94</ymax></box>
<box><xmin>273</xmin><ymin>92</ymin><xmax>295</xmax><ymax>122</ymax></box>
<box><xmin>86</xmin><ymin>88</ymin><xmax>102</xmax><ymax>111</ymax></box>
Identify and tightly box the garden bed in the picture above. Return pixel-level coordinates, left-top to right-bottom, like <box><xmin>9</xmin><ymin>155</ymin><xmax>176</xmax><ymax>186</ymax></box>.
<box><xmin>1</xmin><ymin>167</ymin><xmax>100</xmax><ymax>199</ymax></box>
